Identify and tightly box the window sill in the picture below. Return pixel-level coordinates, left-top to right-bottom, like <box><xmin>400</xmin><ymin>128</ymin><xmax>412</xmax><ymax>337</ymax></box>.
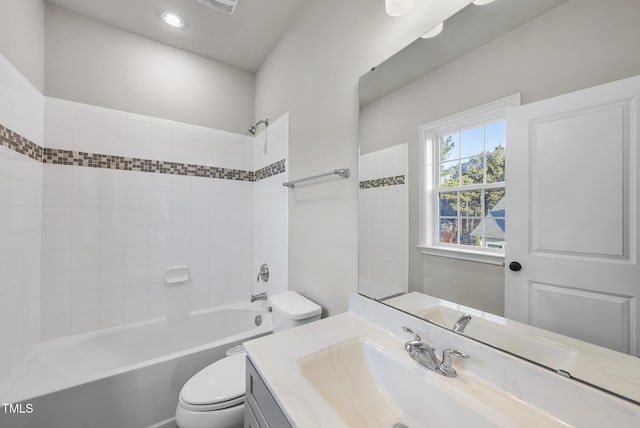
<box><xmin>418</xmin><ymin>245</ymin><xmax>505</xmax><ymax>266</ymax></box>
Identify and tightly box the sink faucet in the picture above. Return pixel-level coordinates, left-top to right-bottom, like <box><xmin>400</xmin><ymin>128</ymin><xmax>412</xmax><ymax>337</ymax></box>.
<box><xmin>452</xmin><ymin>313</ymin><xmax>472</xmax><ymax>333</ymax></box>
<box><xmin>250</xmin><ymin>292</ymin><xmax>267</xmax><ymax>302</ymax></box>
<box><xmin>402</xmin><ymin>326</ymin><xmax>469</xmax><ymax>377</ymax></box>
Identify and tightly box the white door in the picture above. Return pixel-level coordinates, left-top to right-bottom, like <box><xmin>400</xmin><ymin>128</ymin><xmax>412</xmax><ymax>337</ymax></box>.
<box><xmin>505</xmin><ymin>75</ymin><xmax>640</xmax><ymax>356</ymax></box>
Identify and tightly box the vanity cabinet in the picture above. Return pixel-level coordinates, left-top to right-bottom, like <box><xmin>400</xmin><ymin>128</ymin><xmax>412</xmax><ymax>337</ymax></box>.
<box><xmin>245</xmin><ymin>357</ymin><xmax>293</xmax><ymax>428</ymax></box>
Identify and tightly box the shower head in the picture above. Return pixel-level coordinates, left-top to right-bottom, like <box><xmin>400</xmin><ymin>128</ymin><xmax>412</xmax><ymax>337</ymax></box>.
<box><xmin>248</xmin><ymin>118</ymin><xmax>269</xmax><ymax>135</ymax></box>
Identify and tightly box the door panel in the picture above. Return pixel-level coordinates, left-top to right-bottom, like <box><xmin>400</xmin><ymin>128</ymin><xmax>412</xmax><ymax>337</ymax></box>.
<box><xmin>529</xmin><ymin>282</ymin><xmax>632</xmax><ymax>353</ymax></box>
<box><xmin>530</xmin><ymin>104</ymin><xmax>626</xmax><ymax>257</ymax></box>
<box><xmin>505</xmin><ymin>75</ymin><xmax>640</xmax><ymax>356</ymax></box>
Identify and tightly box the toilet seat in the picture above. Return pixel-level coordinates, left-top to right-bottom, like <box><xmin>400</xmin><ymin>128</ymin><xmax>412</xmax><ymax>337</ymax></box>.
<box><xmin>179</xmin><ymin>353</ymin><xmax>246</xmax><ymax>411</ymax></box>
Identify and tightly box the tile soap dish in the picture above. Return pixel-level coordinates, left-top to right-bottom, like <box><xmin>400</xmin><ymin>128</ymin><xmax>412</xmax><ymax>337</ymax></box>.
<box><xmin>166</xmin><ymin>266</ymin><xmax>190</xmax><ymax>285</ymax></box>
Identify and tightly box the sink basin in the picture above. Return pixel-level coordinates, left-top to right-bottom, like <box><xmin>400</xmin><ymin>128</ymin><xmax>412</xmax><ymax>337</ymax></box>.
<box><xmin>296</xmin><ymin>337</ymin><xmax>508</xmax><ymax>428</ymax></box>
<box><xmin>417</xmin><ymin>306</ymin><xmax>577</xmax><ymax>369</ymax></box>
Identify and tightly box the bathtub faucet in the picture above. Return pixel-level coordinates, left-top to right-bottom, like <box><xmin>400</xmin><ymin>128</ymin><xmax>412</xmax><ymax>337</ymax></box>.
<box><xmin>250</xmin><ymin>292</ymin><xmax>268</xmax><ymax>303</ymax></box>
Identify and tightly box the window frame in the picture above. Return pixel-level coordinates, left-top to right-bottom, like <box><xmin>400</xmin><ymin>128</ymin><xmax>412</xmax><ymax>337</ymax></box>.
<box><xmin>418</xmin><ymin>94</ymin><xmax>520</xmax><ymax>265</ymax></box>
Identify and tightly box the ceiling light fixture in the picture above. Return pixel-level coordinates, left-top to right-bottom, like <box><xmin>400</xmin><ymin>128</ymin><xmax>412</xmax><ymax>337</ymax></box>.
<box><xmin>161</xmin><ymin>11</ymin><xmax>184</xmax><ymax>29</ymax></box>
<box><xmin>472</xmin><ymin>0</ymin><xmax>497</xmax><ymax>5</ymax></box>
<box><xmin>385</xmin><ymin>0</ymin><xmax>414</xmax><ymax>17</ymax></box>
<box><xmin>421</xmin><ymin>22</ymin><xmax>444</xmax><ymax>39</ymax></box>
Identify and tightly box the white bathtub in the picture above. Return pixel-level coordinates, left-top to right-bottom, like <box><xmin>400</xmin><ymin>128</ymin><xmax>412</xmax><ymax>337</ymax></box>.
<box><xmin>0</xmin><ymin>301</ymin><xmax>272</xmax><ymax>428</ymax></box>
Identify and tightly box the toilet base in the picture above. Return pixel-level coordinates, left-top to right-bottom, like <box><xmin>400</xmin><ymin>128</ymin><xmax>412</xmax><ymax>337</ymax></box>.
<box><xmin>175</xmin><ymin>402</ymin><xmax>244</xmax><ymax>428</ymax></box>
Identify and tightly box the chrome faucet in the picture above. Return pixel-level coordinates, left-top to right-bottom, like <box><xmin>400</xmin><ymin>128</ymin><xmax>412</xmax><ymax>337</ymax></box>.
<box><xmin>452</xmin><ymin>313</ymin><xmax>472</xmax><ymax>333</ymax></box>
<box><xmin>402</xmin><ymin>326</ymin><xmax>469</xmax><ymax>377</ymax></box>
<box><xmin>402</xmin><ymin>327</ymin><xmax>441</xmax><ymax>371</ymax></box>
<box><xmin>250</xmin><ymin>292</ymin><xmax>267</xmax><ymax>303</ymax></box>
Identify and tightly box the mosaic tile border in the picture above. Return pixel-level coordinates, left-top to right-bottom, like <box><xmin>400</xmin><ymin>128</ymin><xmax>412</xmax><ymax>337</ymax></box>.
<box><xmin>0</xmin><ymin>123</ymin><xmax>43</xmax><ymax>162</ymax></box>
<box><xmin>359</xmin><ymin>175</ymin><xmax>405</xmax><ymax>189</ymax></box>
<box><xmin>255</xmin><ymin>159</ymin><xmax>286</xmax><ymax>181</ymax></box>
<box><xmin>0</xmin><ymin>123</ymin><xmax>285</xmax><ymax>182</ymax></box>
<box><xmin>43</xmin><ymin>148</ymin><xmax>257</xmax><ymax>180</ymax></box>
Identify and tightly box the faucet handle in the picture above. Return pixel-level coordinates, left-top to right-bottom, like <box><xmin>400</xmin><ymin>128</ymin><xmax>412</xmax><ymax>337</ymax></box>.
<box><xmin>402</xmin><ymin>326</ymin><xmax>421</xmax><ymax>342</ymax></box>
<box><xmin>443</xmin><ymin>349</ymin><xmax>469</xmax><ymax>359</ymax></box>
<box><xmin>257</xmin><ymin>263</ymin><xmax>269</xmax><ymax>282</ymax></box>
<box><xmin>439</xmin><ymin>349</ymin><xmax>469</xmax><ymax>377</ymax></box>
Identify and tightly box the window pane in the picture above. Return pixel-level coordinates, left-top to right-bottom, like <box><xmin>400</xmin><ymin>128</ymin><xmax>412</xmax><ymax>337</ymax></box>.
<box><xmin>486</xmin><ymin>144</ymin><xmax>505</xmax><ymax>183</ymax></box>
<box><xmin>460</xmin><ymin>154</ymin><xmax>484</xmax><ymax>185</ymax></box>
<box><xmin>439</xmin><ymin>160</ymin><xmax>459</xmax><ymax>187</ymax></box>
<box><xmin>439</xmin><ymin>133</ymin><xmax>459</xmax><ymax>162</ymax></box>
<box><xmin>484</xmin><ymin>189</ymin><xmax>505</xmax><ymax>216</ymax></box>
<box><xmin>483</xmin><ymin>188</ymin><xmax>506</xmax><ymax>249</ymax></box>
<box><xmin>461</xmin><ymin>126</ymin><xmax>483</xmax><ymax>158</ymax></box>
<box><xmin>439</xmin><ymin>192</ymin><xmax>458</xmax><ymax>216</ymax></box>
<box><xmin>460</xmin><ymin>190</ymin><xmax>482</xmax><ymax>217</ymax></box>
<box><xmin>461</xmin><ymin>218</ymin><xmax>482</xmax><ymax>247</ymax></box>
<box><xmin>486</xmin><ymin>121</ymin><xmax>505</xmax><ymax>153</ymax></box>
<box><xmin>484</xmin><ymin>217</ymin><xmax>505</xmax><ymax>249</ymax></box>
<box><xmin>439</xmin><ymin>218</ymin><xmax>458</xmax><ymax>244</ymax></box>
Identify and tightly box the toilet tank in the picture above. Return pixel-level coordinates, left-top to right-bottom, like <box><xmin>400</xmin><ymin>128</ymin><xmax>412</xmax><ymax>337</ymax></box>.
<box><xmin>269</xmin><ymin>291</ymin><xmax>322</xmax><ymax>332</ymax></box>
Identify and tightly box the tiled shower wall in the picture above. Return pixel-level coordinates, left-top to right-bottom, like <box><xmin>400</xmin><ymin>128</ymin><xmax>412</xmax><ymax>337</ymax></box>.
<box><xmin>40</xmin><ymin>99</ymin><xmax>289</xmax><ymax>339</ymax></box>
<box><xmin>359</xmin><ymin>143</ymin><xmax>408</xmax><ymax>300</ymax></box>
<box><xmin>253</xmin><ymin>114</ymin><xmax>289</xmax><ymax>298</ymax></box>
<box><xmin>0</xmin><ymin>55</ymin><xmax>43</xmax><ymax>379</ymax></box>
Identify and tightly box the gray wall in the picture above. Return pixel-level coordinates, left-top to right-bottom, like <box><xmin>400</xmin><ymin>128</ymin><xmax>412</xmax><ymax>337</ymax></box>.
<box><xmin>255</xmin><ymin>0</ymin><xmax>471</xmax><ymax>316</ymax></box>
<box><xmin>44</xmin><ymin>4</ymin><xmax>255</xmax><ymax>134</ymax></box>
<box><xmin>359</xmin><ymin>0</ymin><xmax>640</xmax><ymax>314</ymax></box>
<box><xmin>0</xmin><ymin>0</ymin><xmax>45</xmax><ymax>92</ymax></box>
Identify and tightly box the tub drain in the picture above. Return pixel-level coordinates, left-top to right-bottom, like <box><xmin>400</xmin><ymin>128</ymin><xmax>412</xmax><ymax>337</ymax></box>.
<box><xmin>393</xmin><ymin>424</ymin><xmax>409</xmax><ymax>428</ymax></box>
<box><xmin>255</xmin><ymin>314</ymin><xmax>262</xmax><ymax>326</ymax></box>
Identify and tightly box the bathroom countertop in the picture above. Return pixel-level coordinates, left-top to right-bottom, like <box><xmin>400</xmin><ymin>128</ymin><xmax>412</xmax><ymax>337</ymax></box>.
<box><xmin>243</xmin><ymin>311</ymin><xmax>577</xmax><ymax>428</ymax></box>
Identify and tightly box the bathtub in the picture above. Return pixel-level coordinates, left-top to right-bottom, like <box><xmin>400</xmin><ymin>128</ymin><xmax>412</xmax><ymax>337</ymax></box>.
<box><xmin>0</xmin><ymin>301</ymin><xmax>272</xmax><ymax>428</ymax></box>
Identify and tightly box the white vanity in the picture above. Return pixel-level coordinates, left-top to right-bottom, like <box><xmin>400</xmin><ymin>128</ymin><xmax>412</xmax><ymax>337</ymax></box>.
<box><xmin>243</xmin><ymin>293</ymin><xmax>639</xmax><ymax>427</ymax></box>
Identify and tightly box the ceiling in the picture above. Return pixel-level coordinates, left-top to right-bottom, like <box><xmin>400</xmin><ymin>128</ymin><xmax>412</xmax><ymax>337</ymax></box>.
<box><xmin>45</xmin><ymin>0</ymin><xmax>311</xmax><ymax>72</ymax></box>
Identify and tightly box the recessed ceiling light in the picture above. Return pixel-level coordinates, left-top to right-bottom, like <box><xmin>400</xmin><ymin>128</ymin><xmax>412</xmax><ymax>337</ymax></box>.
<box><xmin>161</xmin><ymin>12</ymin><xmax>184</xmax><ymax>29</ymax></box>
<box><xmin>472</xmin><ymin>0</ymin><xmax>497</xmax><ymax>5</ymax></box>
<box><xmin>421</xmin><ymin>22</ymin><xmax>444</xmax><ymax>39</ymax></box>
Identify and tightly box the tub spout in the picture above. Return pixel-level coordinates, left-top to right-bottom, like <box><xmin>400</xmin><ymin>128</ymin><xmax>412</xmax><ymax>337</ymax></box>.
<box><xmin>250</xmin><ymin>292</ymin><xmax>267</xmax><ymax>303</ymax></box>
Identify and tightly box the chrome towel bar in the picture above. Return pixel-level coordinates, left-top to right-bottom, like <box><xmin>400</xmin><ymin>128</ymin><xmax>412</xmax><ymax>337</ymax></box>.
<box><xmin>283</xmin><ymin>168</ymin><xmax>350</xmax><ymax>188</ymax></box>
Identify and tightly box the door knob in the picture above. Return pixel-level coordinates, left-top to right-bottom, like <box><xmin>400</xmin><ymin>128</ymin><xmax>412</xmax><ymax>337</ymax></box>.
<box><xmin>508</xmin><ymin>261</ymin><xmax>522</xmax><ymax>271</ymax></box>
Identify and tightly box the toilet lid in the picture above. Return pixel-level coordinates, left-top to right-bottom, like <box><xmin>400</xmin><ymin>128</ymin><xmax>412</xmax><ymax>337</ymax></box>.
<box><xmin>180</xmin><ymin>354</ymin><xmax>246</xmax><ymax>409</ymax></box>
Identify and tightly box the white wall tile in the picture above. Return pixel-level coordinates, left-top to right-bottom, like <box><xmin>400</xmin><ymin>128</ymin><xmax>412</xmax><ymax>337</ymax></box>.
<box><xmin>102</xmin><ymin>111</ymin><xmax>127</xmax><ymax>137</ymax></box>
<box><xmin>37</xmin><ymin>101</ymin><xmax>291</xmax><ymax>339</ymax></box>
<box><xmin>73</xmin><ymin>106</ymin><xmax>102</xmax><ymax>134</ymax></box>
<box><xmin>69</xmin><ymin>289</ymin><xmax>99</xmax><ymax>314</ymax></box>
<box><xmin>69</xmin><ymin>311</ymin><xmax>99</xmax><ymax>335</ymax></box>
<box><xmin>127</xmin><ymin>117</ymin><xmax>151</xmax><ymax>141</ymax></box>
<box><xmin>40</xmin><ymin>315</ymin><xmax>69</xmax><ymax>340</ymax></box>
<box><xmin>0</xmin><ymin>57</ymin><xmax>42</xmax><ymax>376</ymax></box>
<box><xmin>70</xmin><ymin>269</ymin><xmax>99</xmax><ymax>293</ymax></box>
<box><xmin>71</xmin><ymin>249</ymin><xmax>101</xmax><ymax>271</ymax></box>
<box><xmin>41</xmin><ymin>293</ymin><xmax>69</xmax><ymax>318</ymax></box>
<box><xmin>44</xmin><ymin>98</ymin><xmax>73</xmax><ymax>129</ymax></box>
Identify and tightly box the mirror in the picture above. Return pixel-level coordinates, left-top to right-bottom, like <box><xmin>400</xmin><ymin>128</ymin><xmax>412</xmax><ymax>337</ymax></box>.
<box><xmin>358</xmin><ymin>0</ymin><xmax>640</xmax><ymax>403</ymax></box>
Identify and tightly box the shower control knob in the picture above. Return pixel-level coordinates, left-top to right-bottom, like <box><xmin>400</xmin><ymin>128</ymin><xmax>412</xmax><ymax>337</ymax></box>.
<box><xmin>508</xmin><ymin>261</ymin><xmax>522</xmax><ymax>272</ymax></box>
<box><xmin>257</xmin><ymin>263</ymin><xmax>269</xmax><ymax>282</ymax></box>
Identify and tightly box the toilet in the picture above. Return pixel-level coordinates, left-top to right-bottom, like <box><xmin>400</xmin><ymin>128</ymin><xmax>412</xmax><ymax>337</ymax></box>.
<box><xmin>175</xmin><ymin>291</ymin><xmax>321</xmax><ymax>428</ymax></box>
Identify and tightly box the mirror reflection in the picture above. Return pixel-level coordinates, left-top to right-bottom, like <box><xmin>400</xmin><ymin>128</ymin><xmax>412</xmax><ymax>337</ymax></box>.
<box><xmin>358</xmin><ymin>0</ymin><xmax>640</xmax><ymax>403</ymax></box>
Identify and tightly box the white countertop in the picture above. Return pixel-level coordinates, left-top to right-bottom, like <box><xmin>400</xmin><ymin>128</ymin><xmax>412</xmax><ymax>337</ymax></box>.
<box><xmin>244</xmin><ymin>311</ymin><xmax>577</xmax><ymax>428</ymax></box>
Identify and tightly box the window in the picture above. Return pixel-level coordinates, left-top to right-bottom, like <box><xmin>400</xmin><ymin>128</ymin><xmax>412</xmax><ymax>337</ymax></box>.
<box><xmin>419</xmin><ymin>95</ymin><xmax>520</xmax><ymax>264</ymax></box>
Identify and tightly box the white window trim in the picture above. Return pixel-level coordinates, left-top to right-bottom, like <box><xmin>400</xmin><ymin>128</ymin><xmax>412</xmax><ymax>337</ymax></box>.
<box><xmin>418</xmin><ymin>93</ymin><xmax>521</xmax><ymax>265</ymax></box>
